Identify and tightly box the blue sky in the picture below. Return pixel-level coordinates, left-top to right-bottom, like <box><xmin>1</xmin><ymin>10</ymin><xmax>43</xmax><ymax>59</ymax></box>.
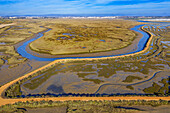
<box><xmin>0</xmin><ymin>0</ymin><xmax>170</xmax><ymax>16</ymax></box>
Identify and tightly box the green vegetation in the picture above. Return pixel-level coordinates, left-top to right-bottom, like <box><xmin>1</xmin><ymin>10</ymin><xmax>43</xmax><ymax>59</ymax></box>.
<box><xmin>6</xmin><ymin>30</ymin><xmax>169</xmax><ymax>96</ymax></box>
<box><xmin>0</xmin><ymin>46</ymin><xmax>18</xmax><ymax>56</ymax></box>
<box><xmin>143</xmin><ymin>78</ymin><xmax>169</xmax><ymax>95</ymax></box>
<box><xmin>4</xmin><ymin>20</ymin><xmax>170</xmax><ymax>97</ymax></box>
<box><xmin>4</xmin><ymin>61</ymin><xmax>64</xmax><ymax>98</ymax></box>
<box><xmin>0</xmin><ymin>19</ymin><xmax>12</xmax><ymax>24</ymax></box>
<box><xmin>77</xmin><ymin>73</ymin><xmax>96</xmax><ymax>78</ymax></box>
<box><xmin>0</xmin><ymin>100</ymin><xmax>169</xmax><ymax>113</ymax></box>
<box><xmin>143</xmin><ymin>82</ymin><xmax>161</xmax><ymax>94</ymax></box>
<box><xmin>0</xmin><ymin>19</ymin><xmax>47</xmax><ymax>68</ymax></box>
<box><xmin>0</xmin><ymin>46</ymin><xmax>27</xmax><ymax>65</ymax></box>
<box><xmin>23</xmin><ymin>67</ymin><xmax>59</xmax><ymax>90</ymax></box>
<box><xmin>83</xmin><ymin>78</ymin><xmax>104</xmax><ymax>84</ymax></box>
<box><xmin>0</xmin><ymin>58</ymin><xmax>4</xmax><ymax>65</ymax></box>
<box><xmin>126</xmin><ymin>85</ymin><xmax>134</xmax><ymax>90</ymax></box>
<box><xmin>5</xmin><ymin>81</ymin><xmax>22</xmax><ymax>98</ymax></box>
<box><xmin>123</xmin><ymin>76</ymin><xmax>142</xmax><ymax>83</ymax></box>
<box><xmin>30</xmin><ymin>19</ymin><xmax>141</xmax><ymax>55</ymax></box>
<box><xmin>0</xmin><ymin>19</ymin><xmax>46</xmax><ymax>45</ymax></box>
<box><xmin>19</xmin><ymin>23</ymin><xmax>170</xmax><ymax>96</ymax></box>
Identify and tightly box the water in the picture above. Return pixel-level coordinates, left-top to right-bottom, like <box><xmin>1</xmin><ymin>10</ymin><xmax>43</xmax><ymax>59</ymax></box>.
<box><xmin>56</xmin><ymin>36</ymin><xmax>68</xmax><ymax>40</ymax></box>
<box><xmin>0</xmin><ymin>42</ymin><xmax>6</xmax><ymax>45</ymax></box>
<box><xmin>100</xmin><ymin>40</ymin><xmax>106</xmax><ymax>42</ymax></box>
<box><xmin>17</xmin><ymin>24</ymin><xmax>150</xmax><ymax>61</ymax></box>
<box><xmin>137</xmin><ymin>20</ymin><xmax>170</xmax><ymax>28</ymax></box>
<box><xmin>143</xmin><ymin>51</ymin><xmax>150</xmax><ymax>55</ymax></box>
<box><xmin>161</xmin><ymin>41</ymin><xmax>170</xmax><ymax>46</ymax></box>
<box><xmin>62</xmin><ymin>33</ymin><xmax>73</xmax><ymax>36</ymax></box>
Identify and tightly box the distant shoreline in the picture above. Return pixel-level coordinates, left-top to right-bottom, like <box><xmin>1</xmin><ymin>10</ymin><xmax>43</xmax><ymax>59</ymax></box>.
<box><xmin>143</xmin><ymin>19</ymin><xmax>170</xmax><ymax>21</ymax></box>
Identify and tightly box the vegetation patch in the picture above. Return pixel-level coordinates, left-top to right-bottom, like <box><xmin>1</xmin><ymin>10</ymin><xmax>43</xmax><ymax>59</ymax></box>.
<box><xmin>0</xmin><ymin>100</ymin><xmax>169</xmax><ymax>113</ymax></box>
<box><xmin>126</xmin><ymin>85</ymin><xmax>134</xmax><ymax>90</ymax></box>
<box><xmin>77</xmin><ymin>72</ymin><xmax>96</xmax><ymax>78</ymax></box>
<box><xmin>30</xmin><ymin>19</ymin><xmax>141</xmax><ymax>55</ymax></box>
<box><xmin>5</xmin><ymin>81</ymin><xmax>22</xmax><ymax>98</ymax></box>
<box><xmin>83</xmin><ymin>78</ymin><xmax>104</xmax><ymax>84</ymax></box>
<box><xmin>0</xmin><ymin>46</ymin><xmax>27</xmax><ymax>65</ymax></box>
<box><xmin>0</xmin><ymin>19</ymin><xmax>12</xmax><ymax>24</ymax></box>
<box><xmin>143</xmin><ymin>78</ymin><xmax>169</xmax><ymax>95</ymax></box>
<box><xmin>123</xmin><ymin>75</ymin><xmax>143</xmax><ymax>83</ymax></box>
<box><xmin>23</xmin><ymin>67</ymin><xmax>59</xmax><ymax>90</ymax></box>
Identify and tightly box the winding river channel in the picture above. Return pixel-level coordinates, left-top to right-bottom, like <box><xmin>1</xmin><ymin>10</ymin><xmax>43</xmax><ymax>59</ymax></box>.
<box><xmin>17</xmin><ymin>21</ymin><xmax>170</xmax><ymax>95</ymax></box>
<box><xmin>0</xmin><ymin>21</ymin><xmax>170</xmax><ymax>107</ymax></box>
<box><xmin>17</xmin><ymin>24</ymin><xmax>150</xmax><ymax>61</ymax></box>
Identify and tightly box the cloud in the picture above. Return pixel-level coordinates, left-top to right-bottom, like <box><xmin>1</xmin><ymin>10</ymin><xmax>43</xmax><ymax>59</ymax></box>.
<box><xmin>95</xmin><ymin>0</ymin><xmax>130</xmax><ymax>4</ymax></box>
<box><xmin>0</xmin><ymin>0</ymin><xmax>169</xmax><ymax>16</ymax></box>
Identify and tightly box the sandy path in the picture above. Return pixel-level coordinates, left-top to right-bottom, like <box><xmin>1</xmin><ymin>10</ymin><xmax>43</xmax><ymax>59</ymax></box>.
<box><xmin>0</xmin><ymin>23</ymin><xmax>15</xmax><ymax>28</ymax></box>
<box><xmin>0</xmin><ymin>26</ymin><xmax>169</xmax><ymax>107</ymax></box>
<box><xmin>0</xmin><ymin>97</ymin><xmax>170</xmax><ymax>107</ymax></box>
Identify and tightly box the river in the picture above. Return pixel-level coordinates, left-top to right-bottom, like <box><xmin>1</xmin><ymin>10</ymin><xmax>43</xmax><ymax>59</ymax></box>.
<box><xmin>17</xmin><ymin>24</ymin><xmax>151</xmax><ymax>61</ymax></box>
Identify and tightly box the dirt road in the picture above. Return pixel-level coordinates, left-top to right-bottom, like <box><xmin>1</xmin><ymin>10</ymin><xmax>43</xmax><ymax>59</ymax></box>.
<box><xmin>0</xmin><ymin>23</ymin><xmax>15</xmax><ymax>28</ymax></box>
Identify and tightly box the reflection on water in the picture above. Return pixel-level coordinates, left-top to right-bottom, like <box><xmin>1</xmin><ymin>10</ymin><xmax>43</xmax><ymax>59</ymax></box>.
<box><xmin>62</xmin><ymin>33</ymin><xmax>73</xmax><ymax>36</ymax></box>
<box><xmin>100</xmin><ymin>40</ymin><xmax>106</xmax><ymax>42</ymax></box>
<box><xmin>47</xmin><ymin>84</ymin><xmax>65</xmax><ymax>93</ymax></box>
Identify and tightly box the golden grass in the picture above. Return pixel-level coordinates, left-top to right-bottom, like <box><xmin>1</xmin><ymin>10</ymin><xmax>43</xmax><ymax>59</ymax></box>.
<box><xmin>0</xmin><ymin>19</ymin><xmax>46</xmax><ymax>67</ymax></box>
<box><xmin>0</xmin><ymin>58</ymin><xmax>4</xmax><ymax>65</ymax></box>
<box><xmin>0</xmin><ymin>46</ymin><xmax>19</xmax><ymax>56</ymax></box>
<box><xmin>30</xmin><ymin>19</ymin><xmax>142</xmax><ymax>55</ymax></box>
<box><xmin>0</xmin><ymin>20</ymin><xmax>46</xmax><ymax>45</ymax></box>
<box><xmin>0</xmin><ymin>46</ymin><xmax>27</xmax><ymax>65</ymax></box>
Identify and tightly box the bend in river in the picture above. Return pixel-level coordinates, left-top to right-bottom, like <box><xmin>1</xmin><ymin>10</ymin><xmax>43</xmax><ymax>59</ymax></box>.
<box><xmin>17</xmin><ymin>24</ymin><xmax>151</xmax><ymax>61</ymax></box>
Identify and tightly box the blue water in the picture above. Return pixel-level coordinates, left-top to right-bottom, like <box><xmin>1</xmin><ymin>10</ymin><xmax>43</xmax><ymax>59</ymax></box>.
<box><xmin>62</xmin><ymin>33</ymin><xmax>73</xmax><ymax>36</ymax></box>
<box><xmin>137</xmin><ymin>20</ymin><xmax>169</xmax><ymax>24</ymax></box>
<box><xmin>100</xmin><ymin>40</ymin><xmax>106</xmax><ymax>42</ymax></box>
<box><xmin>137</xmin><ymin>20</ymin><xmax>170</xmax><ymax>28</ymax></box>
<box><xmin>56</xmin><ymin>36</ymin><xmax>67</xmax><ymax>40</ymax></box>
<box><xmin>17</xmin><ymin>24</ymin><xmax>150</xmax><ymax>61</ymax></box>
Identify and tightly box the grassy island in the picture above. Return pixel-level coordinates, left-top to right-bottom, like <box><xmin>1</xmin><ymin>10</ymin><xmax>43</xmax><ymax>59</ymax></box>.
<box><xmin>30</xmin><ymin>19</ymin><xmax>141</xmax><ymax>55</ymax></box>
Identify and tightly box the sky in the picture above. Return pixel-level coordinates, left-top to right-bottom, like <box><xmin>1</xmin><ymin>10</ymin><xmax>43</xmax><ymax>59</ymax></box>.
<box><xmin>0</xmin><ymin>0</ymin><xmax>170</xmax><ymax>16</ymax></box>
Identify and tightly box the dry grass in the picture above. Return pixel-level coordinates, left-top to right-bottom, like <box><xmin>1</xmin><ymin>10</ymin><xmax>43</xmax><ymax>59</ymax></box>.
<box><xmin>0</xmin><ymin>58</ymin><xmax>4</xmax><ymax>65</ymax></box>
<box><xmin>0</xmin><ymin>19</ymin><xmax>12</xmax><ymax>24</ymax></box>
<box><xmin>0</xmin><ymin>20</ymin><xmax>46</xmax><ymax>45</ymax></box>
<box><xmin>0</xmin><ymin>46</ymin><xmax>26</xmax><ymax>65</ymax></box>
<box><xmin>0</xmin><ymin>19</ymin><xmax>47</xmax><ymax>67</ymax></box>
<box><xmin>30</xmin><ymin>19</ymin><xmax>142</xmax><ymax>55</ymax></box>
